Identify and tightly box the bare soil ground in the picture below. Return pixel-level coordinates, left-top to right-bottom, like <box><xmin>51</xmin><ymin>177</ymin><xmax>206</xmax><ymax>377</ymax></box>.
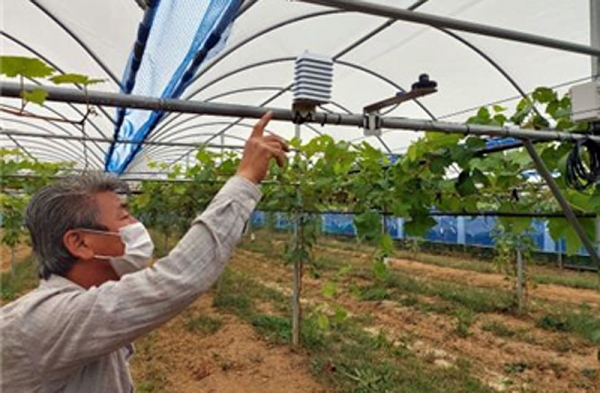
<box><xmin>130</xmin><ymin>293</ymin><xmax>328</xmax><ymax>393</ymax></box>
<box><xmin>230</xmin><ymin>248</ymin><xmax>600</xmax><ymax>392</ymax></box>
<box><xmin>6</xmin><ymin>240</ymin><xmax>599</xmax><ymax>392</ymax></box>
<box><xmin>389</xmin><ymin>257</ymin><xmax>600</xmax><ymax>307</ymax></box>
<box><xmin>313</xmin><ymin>242</ymin><xmax>600</xmax><ymax>307</ymax></box>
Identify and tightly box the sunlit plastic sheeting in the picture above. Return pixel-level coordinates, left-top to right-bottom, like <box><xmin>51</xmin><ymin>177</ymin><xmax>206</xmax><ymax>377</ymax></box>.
<box><xmin>249</xmin><ymin>211</ymin><xmax>590</xmax><ymax>260</ymax></box>
<box><xmin>385</xmin><ymin>216</ymin><xmax>404</xmax><ymax>239</ymax></box>
<box><xmin>250</xmin><ymin>211</ymin><xmax>266</xmax><ymax>226</ymax></box>
<box><xmin>425</xmin><ymin>216</ymin><xmax>459</xmax><ymax>244</ymax></box>
<box><xmin>136</xmin><ymin>0</ymin><xmax>592</xmax><ymax>167</ymax></box>
<box><xmin>105</xmin><ymin>0</ymin><xmax>242</xmax><ymax>174</ymax></box>
<box><xmin>1</xmin><ymin>0</ymin><xmax>141</xmax><ymax>169</ymax></box>
<box><xmin>1</xmin><ymin>0</ymin><xmax>595</xmax><ymax>169</ymax></box>
<box><xmin>463</xmin><ymin>216</ymin><xmax>496</xmax><ymax>247</ymax></box>
<box><xmin>322</xmin><ymin>213</ymin><xmax>357</xmax><ymax>236</ymax></box>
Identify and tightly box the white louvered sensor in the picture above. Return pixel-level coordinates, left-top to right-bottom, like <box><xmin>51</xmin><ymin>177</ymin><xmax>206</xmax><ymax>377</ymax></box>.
<box><xmin>293</xmin><ymin>52</ymin><xmax>333</xmax><ymax>105</ymax></box>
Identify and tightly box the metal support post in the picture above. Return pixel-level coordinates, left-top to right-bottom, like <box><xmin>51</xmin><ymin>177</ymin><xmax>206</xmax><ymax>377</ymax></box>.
<box><xmin>292</xmin><ymin>123</ymin><xmax>302</xmax><ymax>347</ymax></box>
<box><xmin>596</xmin><ymin>215</ymin><xmax>600</xmax><ymax>289</ymax></box>
<box><xmin>3</xmin><ymin>82</ymin><xmax>600</xmax><ymax>145</ymax></box>
<box><xmin>220</xmin><ymin>133</ymin><xmax>225</xmax><ymax>162</ymax></box>
<box><xmin>516</xmin><ymin>247</ymin><xmax>525</xmax><ymax>313</ymax></box>
<box><xmin>523</xmin><ymin>140</ymin><xmax>600</xmax><ymax>268</ymax></box>
<box><xmin>292</xmin><ymin>218</ymin><xmax>302</xmax><ymax>346</ymax></box>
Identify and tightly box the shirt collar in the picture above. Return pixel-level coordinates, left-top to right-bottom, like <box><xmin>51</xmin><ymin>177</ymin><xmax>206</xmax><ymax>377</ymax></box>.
<box><xmin>38</xmin><ymin>274</ymin><xmax>85</xmax><ymax>291</ymax></box>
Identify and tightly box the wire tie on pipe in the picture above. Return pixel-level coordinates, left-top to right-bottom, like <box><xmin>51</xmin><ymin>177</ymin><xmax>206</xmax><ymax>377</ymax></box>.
<box><xmin>158</xmin><ymin>98</ymin><xmax>167</xmax><ymax>112</ymax></box>
<box><xmin>464</xmin><ymin>124</ymin><xmax>471</xmax><ymax>136</ymax></box>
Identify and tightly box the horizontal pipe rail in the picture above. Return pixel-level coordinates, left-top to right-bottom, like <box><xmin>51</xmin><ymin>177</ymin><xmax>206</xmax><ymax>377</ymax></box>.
<box><xmin>1</xmin><ymin>82</ymin><xmax>598</xmax><ymax>144</ymax></box>
<box><xmin>0</xmin><ymin>128</ymin><xmax>244</xmax><ymax>149</ymax></box>
<box><xmin>297</xmin><ymin>0</ymin><xmax>600</xmax><ymax>57</ymax></box>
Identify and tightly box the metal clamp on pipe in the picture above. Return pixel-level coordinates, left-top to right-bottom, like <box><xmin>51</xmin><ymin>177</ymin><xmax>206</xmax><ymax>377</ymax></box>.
<box><xmin>363</xmin><ymin>112</ymin><xmax>382</xmax><ymax>136</ymax></box>
<box><xmin>292</xmin><ymin>100</ymin><xmax>317</xmax><ymax>125</ymax></box>
<box><xmin>362</xmin><ymin>73</ymin><xmax>437</xmax><ymax>136</ymax></box>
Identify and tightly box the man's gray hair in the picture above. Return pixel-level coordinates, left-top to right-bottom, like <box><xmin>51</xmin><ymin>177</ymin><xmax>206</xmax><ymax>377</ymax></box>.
<box><xmin>25</xmin><ymin>172</ymin><xmax>130</xmax><ymax>279</ymax></box>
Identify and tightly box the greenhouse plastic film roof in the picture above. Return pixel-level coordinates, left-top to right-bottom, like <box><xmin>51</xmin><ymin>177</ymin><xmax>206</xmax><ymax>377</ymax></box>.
<box><xmin>1</xmin><ymin>0</ymin><xmax>597</xmax><ymax>174</ymax></box>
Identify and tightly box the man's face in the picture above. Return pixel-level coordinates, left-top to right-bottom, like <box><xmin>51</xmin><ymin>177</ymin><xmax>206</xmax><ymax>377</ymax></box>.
<box><xmin>82</xmin><ymin>191</ymin><xmax>138</xmax><ymax>258</ymax></box>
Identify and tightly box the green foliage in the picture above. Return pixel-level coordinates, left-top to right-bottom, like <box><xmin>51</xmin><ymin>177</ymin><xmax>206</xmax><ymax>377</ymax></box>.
<box><xmin>322</xmin><ymin>281</ymin><xmax>338</xmax><ymax>298</ymax></box>
<box><xmin>0</xmin><ymin>255</ymin><xmax>38</xmax><ymax>303</ymax></box>
<box><xmin>20</xmin><ymin>88</ymin><xmax>48</xmax><ymax>106</ymax></box>
<box><xmin>357</xmin><ymin>285</ymin><xmax>390</xmax><ymax>301</ymax></box>
<box><xmin>0</xmin><ymin>56</ymin><xmax>55</xmax><ymax>78</ymax></box>
<box><xmin>216</xmin><ymin>271</ymin><xmax>489</xmax><ymax>393</ymax></box>
<box><xmin>0</xmin><ymin>57</ymin><xmax>594</xmax><ymax>258</ymax></box>
<box><xmin>354</xmin><ymin>211</ymin><xmax>382</xmax><ymax>242</ymax></box>
<box><xmin>212</xmin><ymin>291</ymin><xmax>252</xmax><ymax>318</ymax></box>
<box><xmin>481</xmin><ymin>320</ymin><xmax>517</xmax><ymax>338</ymax></box>
<box><xmin>0</xmin><ymin>149</ymin><xmax>72</xmax><ymax>260</ymax></box>
<box><xmin>535</xmin><ymin>305</ymin><xmax>600</xmax><ymax>344</ymax></box>
<box><xmin>372</xmin><ymin>259</ymin><xmax>391</xmax><ymax>283</ymax></box>
<box><xmin>50</xmin><ymin>73</ymin><xmax>106</xmax><ymax>86</ymax></box>
<box><xmin>184</xmin><ymin>314</ymin><xmax>222</xmax><ymax>335</ymax></box>
<box><xmin>454</xmin><ymin>308</ymin><xmax>477</xmax><ymax>338</ymax></box>
<box><xmin>382</xmin><ymin>270</ymin><xmax>514</xmax><ymax>315</ymax></box>
<box><xmin>135</xmin><ymin>85</ymin><xmax>595</xmax><ymax>262</ymax></box>
<box><xmin>251</xmin><ymin>315</ymin><xmax>292</xmax><ymax>343</ymax></box>
<box><xmin>404</xmin><ymin>217</ymin><xmax>437</xmax><ymax>237</ymax></box>
<box><xmin>492</xmin><ymin>227</ymin><xmax>534</xmax><ymax>311</ymax></box>
<box><xmin>1</xmin><ymin>56</ymin><xmax>105</xmax><ymax>107</ymax></box>
<box><xmin>534</xmin><ymin>273</ymin><xmax>598</xmax><ymax>291</ymax></box>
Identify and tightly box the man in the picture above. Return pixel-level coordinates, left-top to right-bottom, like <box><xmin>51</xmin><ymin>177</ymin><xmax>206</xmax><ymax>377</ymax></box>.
<box><xmin>1</xmin><ymin>112</ymin><xmax>288</xmax><ymax>392</ymax></box>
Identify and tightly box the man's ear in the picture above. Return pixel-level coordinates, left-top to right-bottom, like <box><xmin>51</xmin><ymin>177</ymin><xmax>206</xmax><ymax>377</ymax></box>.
<box><xmin>63</xmin><ymin>230</ymin><xmax>95</xmax><ymax>260</ymax></box>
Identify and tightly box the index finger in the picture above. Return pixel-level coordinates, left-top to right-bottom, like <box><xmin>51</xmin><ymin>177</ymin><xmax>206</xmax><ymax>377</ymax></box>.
<box><xmin>250</xmin><ymin>111</ymin><xmax>273</xmax><ymax>139</ymax></box>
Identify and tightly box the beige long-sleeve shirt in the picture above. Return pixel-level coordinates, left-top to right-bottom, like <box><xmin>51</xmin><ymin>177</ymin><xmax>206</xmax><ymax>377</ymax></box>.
<box><xmin>1</xmin><ymin>176</ymin><xmax>261</xmax><ymax>393</ymax></box>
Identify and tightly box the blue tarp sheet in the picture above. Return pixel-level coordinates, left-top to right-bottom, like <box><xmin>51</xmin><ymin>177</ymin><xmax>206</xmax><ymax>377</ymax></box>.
<box><xmin>250</xmin><ymin>211</ymin><xmax>588</xmax><ymax>256</ymax></box>
<box><xmin>105</xmin><ymin>0</ymin><xmax>241</xmax><ymax>174</ymax></box>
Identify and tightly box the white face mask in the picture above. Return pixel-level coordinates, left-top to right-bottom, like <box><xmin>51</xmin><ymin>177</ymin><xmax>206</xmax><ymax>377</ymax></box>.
<box><xmin>81</xmin><ymin>222</ymin><xmax>155</xmax><ymax>277</ymax></box>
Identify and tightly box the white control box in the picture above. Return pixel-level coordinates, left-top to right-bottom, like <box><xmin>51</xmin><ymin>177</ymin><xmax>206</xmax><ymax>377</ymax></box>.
<box><xmin>570</xmin><ymin>81</ymin><xmax>600</xmax><ymax>122</ymax></box>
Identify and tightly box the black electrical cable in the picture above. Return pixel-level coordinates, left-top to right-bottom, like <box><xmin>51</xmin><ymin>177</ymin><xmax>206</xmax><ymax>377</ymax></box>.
<box><xmin>566</xmin><ymin>137</ymin><xmax>600</xmax><ymax>191</ymax></box>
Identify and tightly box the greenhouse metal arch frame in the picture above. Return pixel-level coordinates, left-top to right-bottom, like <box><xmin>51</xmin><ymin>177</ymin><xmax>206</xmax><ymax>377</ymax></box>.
<box><xmin>1</xmin><ymin>0</ymin><xmax>600</xmax><ymax>266</ymax></box>
<box><xmin>2</xmin><ymin>0</ymin><xmax>599</xmax><ymax>166</ymax></box>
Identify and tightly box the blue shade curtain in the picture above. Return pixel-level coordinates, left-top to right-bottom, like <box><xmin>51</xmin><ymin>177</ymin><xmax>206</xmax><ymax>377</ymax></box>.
<box><xmin>105</xmin><ymin>0</ymin><xmax>241</xmax><ymax>174</ymax></box>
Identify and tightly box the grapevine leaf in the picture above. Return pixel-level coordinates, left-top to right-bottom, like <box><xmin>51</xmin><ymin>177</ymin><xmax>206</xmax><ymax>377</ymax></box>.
<box><xmin>50</xmin><ymin>73</ymin><xmax>107</xmax><ymax>86</ymax></box>
<box><xmin>379</xmin><ymin>233</ymin><xmax>394</xmax><ymax>256</ymax></box>
<box><xmin>20</xmin><ymin>88</ymin><xmax>48</xmax><ymax>106</ymax></box>
<box><xmin>455</xmin><ymin>171</ymin><xmax>478</xmax><ymax>197</ymax></box>
<box><xmin>354</xmin><ymin>211</ymin><xmax>382</xmax><ymax>242</ymax></box>
<box><xmin>1</xmin><ymin>56</ymin><xmax>55</xmax><ymax>78</ymax></box>
<box><xmin>373</xmin><ymin>260</ymin><xmax>390</xmax><ymax>281</ymax></box>
<box><xmin>322</xmin><ymin>282</ymin><xmax>337</xmax><ymax>298</ymax></box>
<box><xmin>391</xmin><ymin>200</ymin><xmax>410</xmax><ymax>217</ymax></box>
<box><xmin>333</xmin><ymin>307</ymin><xmax>348</xmax><ymax>324</ymax></box>
<box><xmin>532</xmin><ymin>87</ymin><xmax>556</xmax><ymax>103</ymax></box>
<box><xmin>317</xmin><ymin>314</ymin><xmax>330</xmax><ymax>330</ymax></box>
<box><xmin>404</xmin><ymin>216</ymin><xmax>436</xmax><ymax>237</ymax></box>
